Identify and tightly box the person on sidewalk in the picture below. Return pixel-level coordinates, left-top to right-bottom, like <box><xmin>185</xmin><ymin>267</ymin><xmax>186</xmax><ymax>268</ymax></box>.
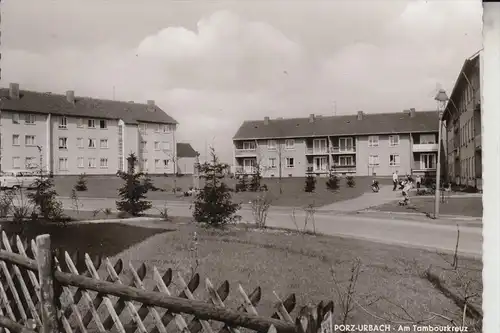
<box><xmin>416</xmin><ymin>175</ymin><xmax>422</xmax><ymax>189</ymax></box>
<box><xmin>400</xmin><ymin>175</ymin><xmax>414</xmax><ymax>206</ymax></box>
<box><xmin>392</xmin><ymin>171</ymin><xmax>398</xmax><ymax>191</ymax></box>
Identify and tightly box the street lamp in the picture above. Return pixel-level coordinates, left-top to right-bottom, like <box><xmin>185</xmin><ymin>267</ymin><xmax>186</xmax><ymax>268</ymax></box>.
<box><xmin>434</xmin><ymin>88</ymin><xmax>449</xmax><ymax>219</ymax></box>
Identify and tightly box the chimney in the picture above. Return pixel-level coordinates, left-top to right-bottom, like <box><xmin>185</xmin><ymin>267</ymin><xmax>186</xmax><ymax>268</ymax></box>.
<box><xmin>309</xmin><ymin>114</ymin><xmax>315</xmax><ymax>123</ymax></box>
<box><xmin>9</xmin><ymin>83</ymin><xmax>19</xmax><ymax>99</ymax></box>
<box><xmin>264</xmin><ymin>116</ymin><xmax>270</xmax><ymax>125</ymax></box>
<box><xmin>409</xmin><ymin>108</ymin><xmax>416</xmax><ymax>118</ymax></box>
<box><xmin>357</xmin><ymin>110</ymin><xmax>363</xmax><ymax>120</ymax></box>
<box><xmin>147</xmin><ymin>100</ymin><xmax>155</xmax><ymax>112</ymax></box>
<box><xmin>66</xmin><ymin>90</ymin><xmax>75</xmax><ymax>104</ymax></box>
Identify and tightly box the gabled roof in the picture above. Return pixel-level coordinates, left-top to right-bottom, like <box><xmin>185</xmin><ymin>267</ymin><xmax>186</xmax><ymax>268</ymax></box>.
<box><xmin>233</xmin><ymin>110</ymin><xmax>439</xmax><ymax>140</ymax></box>
<box><xmin>0</xmin><ymin>88</ymin><xmax>177</xmax><ymax>125</ymax></box>
<box><xmin>177</xmin><ymin>143</ymin><xmax>199</xmax><ymax>158</ymax></box>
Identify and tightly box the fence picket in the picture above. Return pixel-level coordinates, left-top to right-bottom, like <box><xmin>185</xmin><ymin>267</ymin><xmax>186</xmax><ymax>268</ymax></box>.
<box><xmin>83</xmin><ymin>254</ymin><xmax>126</xmax><ymax>333</ymax></box>
<box><xmin>0</xmin><ymin>300</ymin><xmax>11</xmax><ymax>333</ymax></box>
<box><xmin>0</xmin><ymin>248</ymin><xmax>27</xmax><ymax>322</ymax></box>
<box><xmin>0</xmin><ymin>232</ymin><xmax>40</xmax><ymax>326</ymax></box>
<box><xmin>152</xmin><ymin>267</ymin><xmax>193</xmax><ymax>333</ymax></box>
<box><xmin>236</xmin><ymin>285</ymin><xmax>258</xmax><ymax>316</ymax></box>
<box><xmin>217</xmin><ymin>286</ymin><xmax>261</xmax><ymax>333</ymax></box>
<box><xmin>272</xmin><ymin>292</ymin><xmax>294</xmax><ymax>324</ymax></box>
<box><xmin>15</xmin><ymin>237</ymin><xmax>40</xmax><ymax>303</ymax></box>
<box><xmin>205</xmin><ymin>278</ymin><xmax>240</xmax><ymax>333</ymax></box>
<box><xmin>63</xmin><ymin>252</ymin><xmax>106</xmax><ymax>333</ymax></box>
<box><xmin>0</xmin><ymin>266</ymin><xmax>17</xmax><ymax>323</ymax></box>
<box><xmin>128</xmin><ymin>262</ymin><xmax>167</xmax><ymax>333</ymax></box>
<box><xmin>103</xmin><ymin>258</ymin><xmax>148</xmax><ymax>333</ymax></box>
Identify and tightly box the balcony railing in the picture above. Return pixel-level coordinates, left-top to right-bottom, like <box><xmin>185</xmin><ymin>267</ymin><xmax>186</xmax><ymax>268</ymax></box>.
<box><xmin>413</xmin><ymin>143</ymin><xmax>439</xmax><ymax>153</ymax></box>
<box><xmin>305</xmin><ymin>148</ymin><xmax>329</xmax><ymax>155</ymax></box>
<box><xmin>233</xmin><ymin>166</ymin><xmax>258</xmax><ymax>174</ymax></box>
<box><xmin>330</xmin><ymin>146</ymin><xmax>356</xmax><ymax>154</ymax></box>
<box><xmin>235</xmin><ymin>148</ymin><xmax>257</xmax><ymax>156</ymax></box>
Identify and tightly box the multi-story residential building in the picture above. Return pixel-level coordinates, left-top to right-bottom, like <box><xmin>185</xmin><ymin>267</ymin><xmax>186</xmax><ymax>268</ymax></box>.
<box><xmin>176</xmin><ymin>143</ymin><xmax>199</xmax><ymax>175</ymax></box>
<box><xmin>232</xmin><ymin>110</ymin><xmax>439</xmax><ymax>178</ymax></box>
<box><xmin>0</xmin><ymin>83</ymin><xmax>178</xmax><ymax>175</ymax></box>
<box><xmin>441</xmin><ymin>51</ymin><xmax>482</xmax><ymax>189</ymax></box>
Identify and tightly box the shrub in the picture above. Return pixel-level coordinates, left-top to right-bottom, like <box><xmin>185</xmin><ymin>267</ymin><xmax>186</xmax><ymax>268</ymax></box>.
<box><xmin>28</xmin><ymin>172</ymin><xmax>64</xmax><ymax>221</ymax></box>
<box><xmin>193</xmin><ymin>148</ymin><xmax>241</xmax><ymax>227</ymax></box>
<box><xmin>251</xmin><ymin>192</ymin><xmax>273</xmax><ymax>228</ymax></box>
<box><xmin>326</xmin><ymin>173</ymin><xmax>340</xmax><ymax>191</ymax></box>
<box><xmin>116</xmin><ymin>153</ymin><xmax>152</xmax><ymax>216</ymax></box>
<box><xmin>249</xmin><ymin>168</ymin><xmax>263</xmax><ymax>192</ymax></box>
<box><xmin>74</xmin><ymin>173</ymin><xmax>88</xmax><ymax>191</ymax></box>
<box><xmin>235</xmin><ymin>174</ymin><xmax>249</xmax><ymax>192</ymax></box>
<box><xmin>304</xmin><ymin>174</ymin><xmax>316</xmax><ymax>193</ymax></box>
<box><xmin>0</xmin><ymin>190</ymin><xmax>14</xmax><ymax>218</ymax></box>
<box><xmin>346</xmin><ymin>176</ymin><xmax>356</xmax><ymax>188</ymax></box>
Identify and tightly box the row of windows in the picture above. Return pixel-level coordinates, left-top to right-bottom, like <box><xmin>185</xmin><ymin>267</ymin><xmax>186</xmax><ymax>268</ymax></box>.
<box><xmin>139</xmin><ymin>123</ymin><xmax>175</xmax><ymax>134</ymax></box>
<box><xmin>12</xmin><ymin>113</ymin><xmax>36</xmax><ymax>125</ymax></box>
<box><xmin>59</xmin><ymin>117</ymin><xmax>108</xmax><ymax>130</ymax></box>
<box><xmin>12</xmin><ymin>134</ymin><xmax>36</xmax><ymax>146</ymax></box>
<box><xmin>58</xmin><ymin>137</ymin><xmax>109</xmax><ymax>150</ymax></box>
<box><xmin>461</xmin><ymin>157</ymin><xmax>477</xmax><ymax>180</ymax></box>
<box><xmin>461</xmin><ymin>118</ymin><xmax>476</xmax><ymax>147</ymax></box>
<box><xmin>140</xmin><ymin>159</ymin><xmax>171</xmax><ymax>170</ymax></box>
<box><xmin>140</xmin><ymin>140</ymin><xmax>172</xmax><ymax>151</ymax></box>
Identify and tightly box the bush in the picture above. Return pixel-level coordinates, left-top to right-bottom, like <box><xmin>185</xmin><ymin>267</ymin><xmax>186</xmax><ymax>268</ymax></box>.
<box><xmin>235</xmin><ymin>174</ymin><xmax>249</xmax><ymax>192</ymax></box>
<box><xmin>346</xmin><ymin>176</ymin><xmax>356</xmax><ymax>188</ymax></box>
<box><xmin>326</xmin><ymin>173</ymin><xmax>340</xmax><ymax>191</ymax></box>
<box><xmin>249</xmin><ymin>168</ymin><xmax>263</xmax><ymax>192</ymax></box>
<box><xmin>304</xmin><ymin>174</ymin><xmax>316</xmax><ymax>193</ymax></box>
<box><xmin>0</xmin><ymin>190</ymin><xmax>14</xmax><ymax>218</ymax></box>
<box><xmin>74</xmin><ymin>173</ymin><xmax>88</xmax><ymax>191</ymax></box>
<box><xmin>28</xmin><ymin>173</ymin><xmax>64</xmax><ymax>221</ymax></box>
<box><xmin>116</xmin><ymin>153</ymin><xmax>152</xmax><ymax>216</ymax></box>
<box><xmin>193</xmin><ymin>148</ymin><xmax>241</xmax><ymax>227</ymax></box>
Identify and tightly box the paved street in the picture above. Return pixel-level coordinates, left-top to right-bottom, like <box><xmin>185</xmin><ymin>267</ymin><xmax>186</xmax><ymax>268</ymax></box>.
<box><xmin>57</xmin><ymin>196</ymin><xmax>482</xmax><ymax>258</ymax></box>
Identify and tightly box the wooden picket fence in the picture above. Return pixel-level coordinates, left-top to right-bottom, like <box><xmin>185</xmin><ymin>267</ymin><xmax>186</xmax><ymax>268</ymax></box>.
<box><xmin>0</xmin><ymin>231</ymin><xmax>334</xmax><ymax>333</ymax></box>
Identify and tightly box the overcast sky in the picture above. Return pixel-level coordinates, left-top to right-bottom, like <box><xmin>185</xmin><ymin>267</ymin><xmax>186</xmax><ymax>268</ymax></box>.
<box><xmin>2</xmin><ymin>0</ymin><xmax>482</xmax><ymax>162</ymax></box>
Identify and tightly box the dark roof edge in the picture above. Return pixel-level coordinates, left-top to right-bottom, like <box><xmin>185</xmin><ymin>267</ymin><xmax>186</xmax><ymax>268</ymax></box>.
<box><xmin>233</xmin><ymin>130</ymin><xmax>438</xmax><ymax>141</ymax></box>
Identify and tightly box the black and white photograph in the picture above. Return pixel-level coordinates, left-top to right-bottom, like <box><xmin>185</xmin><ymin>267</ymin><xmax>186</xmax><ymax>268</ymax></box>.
<box><xmin>0</xmin><ymin>0</ymin><xmax>495</xmax><ymax>332</ymax></box>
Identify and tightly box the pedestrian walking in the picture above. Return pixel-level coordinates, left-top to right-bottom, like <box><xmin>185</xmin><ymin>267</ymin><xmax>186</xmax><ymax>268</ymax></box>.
<box><xmin>416</xmin><ymin>175</ymin><xmax>422</xmax><ymax>189</ymax></box>
<box><xmin>392</xmin><ymin>171</ymin><xmax>398</xmax><ymax>191</ymax></box>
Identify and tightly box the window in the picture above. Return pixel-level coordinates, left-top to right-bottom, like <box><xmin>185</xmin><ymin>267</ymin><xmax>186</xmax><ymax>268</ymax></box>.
<box><xmin>25</xmin><ymin>114</ymin><xmax>35</xmax><ymax>124</ymax></box>
<box><xmin>163</xmin><ymin>124</ymin><xmax>171</xmax><ymax>133</ymax></box>
<box><xmin>389</xmin><ymin>135</ymin><xmax>400</xmax><ymax>147</ymax></box>
<box><xmin>59</xmin><ymin>116</ymin><xmax>67</xmax><ymax>129</ymax></box>
<box><xmin>88</xmin><ymin>158</ymin><xmax>96</xmax><ymax>168</ymax></box>
<box><xmin>99</xmin><ymin>120</ymin><xmax>107</xmax><ymax>129</ymax></box>
<box><xmin>156</xmin><ymin>124</ymin><xmax>161</xmax><ymax>133</ymax></box>
<box><xmin>25</xmin><ymin>135</ymin><xmax>35</xmax><ymax>146</ymax></box>
<box><xmin>285</xmin><ymin>139</ymin><xmax>295</xmax><ymax>150</ymax></box>
<box><xmin>286</xmin><ymin>157</ymin><xmax>295</xmax><ymax>168</ymax></box>
<box><xmin>268</xmin><ymin>158</ymin><xmax>277</xmax><ymax>169</ymax></box>
<box><xmin>88</xmin><ymin>138</ymin><xmax>96</xmax><ymax>148</ymax></box>
<box><xmin>100</xmin><ymin>158</ymin><xmax>108</xmax><ymax>168</ymax></box>
<box><xmin>88</xmin><ymin>119</ymin><xmax>96</xmax><ymax>128</ymax></box>
<box><xmin>25</xmin><ymin>157</ymin><xmax>36</xmax><ymax>169</ymax></box>
<box><xmin>243</xmin><ymin>141</ymin><xmax>256</xmax><ymax>150</ymax></box>
<box><xmin>77</xmin><ymin>138</ymin><xmax>84</xmax><ymax>148</ymax></box>
<box><xmin>154</xmin><ymin>141</ymin><xmax>160</xmax><ymax>150</ymax></box>
<box><xmin>267</xmin><ymin>140</ymin><xmax>277</xmax><ymax>150</ymax></box>
<box><xmin>140</xmin><ymin>141</ymin><xmax>147</xmax><ymax>151</ymax></box>
<box><xmin>339</xmin><ymin>138</ymin><xmax>353</xmax><ymax>152</ymax></box>
<box><xmin>162</xmin><ymin>142</ymin><xmax>171</xmax><ymax>151</ymax></box>
<box><xmin>12</xmin><ymin>135</ymin><xmax>20</xmax><ymax>146</ymax></box>
<box><xmin>77</xmin><ymin>118</ymin><xmax>84</xmax><ymax>128</ymax></box>
<box><xmin>58</xmin><ymin>158</ymin><xmax>68</xmax><ymax>171</ymax></box>
<box><xmin>141</xmin><ymin>159</ymin><xmax>148</xmax><ymax>171</ymax></box>
<box><xmin>77</xmin><ymin>157</ymin><xmax>84</xmax><ymax>168</ymax></box>
<box><xmin>12</xmin><ymin>113</ymin><xmax>20</xmax><ymax>124</ymax></box>
<box><xmin>139</xmin><ymin>123</ymin><xmax>147</xmax><ymax>133</ymax></box>
<box><xmin>58</xmin><ymin>137</ymin><xmax>68</xmax><ymax>150</ymax></box>
<box><xmin>421</xmin><ymin>153</ymin><xmax>436</xmax><ymax>169</ymax></box>
<box><xmin>339</xmin><ymin>156</ymin><xmax>353</xmax><ymax>166</ymax></box>
<box><xmin>100</xmin><ymin>139</ymin><xmax>108</xmax><ymax>149</ymax></box>
<box><xmin>419</xmin><ymin>134</ymin><xmax>436</xmax><ymax>144</ymax></box>
<box><xmin>155</xmin><ymin>159</ymin><xmax>161</xmax><ymax>168</ymax></box>
<box><xmin>389</xmin><ymin>154</ymin><xmax>400</xmax><ymax>166</ymax></box>
<box><xmin>368</xmin><ymin>136</ymin><xmax>379</xmax><ymax>147</ymax></box>
<box><xmin>12</xmin><ymin>157</ymin><xmax>21</xmax><ymax>169</ymax></box>
<box><xmin>163</xmin><ymin>160</ymin><xmax>169</xmax><ymax>168</ymax></box>
<box><xmin>369</xmin><ymin>154</ymin><xmax>379</xmax><ymax>166</ymax></box>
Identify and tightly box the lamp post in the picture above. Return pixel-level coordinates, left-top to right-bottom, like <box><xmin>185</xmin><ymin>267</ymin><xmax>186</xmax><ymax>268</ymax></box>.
<box><xmin>434</xmin><ymin>89</ymin><xmax>449</xmax><ymax>219</ymax></box>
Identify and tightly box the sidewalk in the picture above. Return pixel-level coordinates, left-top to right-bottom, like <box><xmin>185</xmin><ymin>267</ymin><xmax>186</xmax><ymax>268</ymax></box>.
<box><xmin>318</xmin><ymin>185</ymin><xmax>401</xmax><ymax>212</ymax></box>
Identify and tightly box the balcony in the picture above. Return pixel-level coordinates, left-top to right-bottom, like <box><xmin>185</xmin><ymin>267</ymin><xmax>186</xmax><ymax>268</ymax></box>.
<box><xmin>235</xmin><ymin>148</ymin><xmax>257</xmax><ymax>157</ymax></box>
<box><xmin>330</xmin><ymin>146</ymin><xmax>356</xmax><ymax>154</ymax></box>
<box><xmin>233</xmin><ymin>166</ymin><xmax>258</xmax><ymax>174</ymax></box>
<box><xmin>413</xmin><ymin>143</ymin><xmax>439</xmax><ymax>153</ymax></box>
<box><xmin>331</xmin><ymin>165</ymin><xmax>356</xmax><ymax>174</ymax></box>
<box><xmin>305</xmin><ymin>148</ymin><xmax>329</xmax><ymax>155</ymax></box>
<box><xmin>475</xmin><ymin>134</ymin><xmax>481</xmax><ymax>150</ymax></box>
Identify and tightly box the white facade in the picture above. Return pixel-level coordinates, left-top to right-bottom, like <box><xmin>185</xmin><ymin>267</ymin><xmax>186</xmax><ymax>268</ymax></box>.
<box><xmin>0</xmin><ymin>110</ymin><xmax>177</xmax><ymax>175</ymax></box>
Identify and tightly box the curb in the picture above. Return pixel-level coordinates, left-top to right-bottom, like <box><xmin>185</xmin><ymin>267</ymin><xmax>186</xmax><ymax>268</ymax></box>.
<box><xmin>359</xmin><ymin>210</ymin><xmax>482</xmax><ymax>222</ymax></box>
<box><xmin>61</xmin><ymin>217</ymin><xmax>165</xmax><ymax>225</ymax></box>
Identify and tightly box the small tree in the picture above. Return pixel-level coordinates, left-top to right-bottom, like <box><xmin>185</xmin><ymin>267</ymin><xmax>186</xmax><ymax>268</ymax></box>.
<box><xmin>304</xmin><ymin>174</ymin><xmax>316</xmax><ymax>193</ymax></box>
<box><xmin>74</xmin><ymin>173</ymin><xmax>88</xmax><ymax>191</ymax></box>
<box><xmin>193</xmin><ymin>148</ymin><xmax>240</xmax><ymax>227</ymax></box>
<box><xmin>346</xmin><ymin>176</ymin><xmax>356</xmax><ymax>188</ymax></box>
<box><xmin>235</xmin><ymin>174</ymin><xmax>249</xmax><ymax>192</ymax></box>
<box><xmin>249</xmin><ymin>165</ymin><xmax>263</xmax><ymax>192</ymax></box>
<box><xmin>116</xmin><ymin>153</ymin><xmax>152</xmax><ymax>216</ymax></box>
<box><xmin>326</xmin><ymin>172</ymin><xmax>340</xmax><ymax>191</ymax></box>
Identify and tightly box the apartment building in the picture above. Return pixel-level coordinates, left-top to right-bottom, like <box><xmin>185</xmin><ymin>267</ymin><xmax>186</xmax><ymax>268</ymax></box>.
<box><xmin>176</xmin><ymin>143</ymin><xmax>199</xmax><ymax>175</ymax></box>
<box><xmin>232</xmin><ymin>110</ymin><xmax>439</xmax><ymax>178</ymax></box>
<box><xmin>441</xmin><ymin>51</ymin><xmax>482</xmax><ymax>189</ymax></box>
<box><xmin>0</xmin><ymin>83</ymin><xmax>178</xmax><ymax>175</ymax></box>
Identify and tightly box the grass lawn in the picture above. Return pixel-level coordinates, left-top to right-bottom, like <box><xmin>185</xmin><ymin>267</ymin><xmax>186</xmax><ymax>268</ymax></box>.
<box><xmin>374</xmin><ymin>197</ymin><xmax>483</xmax><ymax>217</ymax></box>
<box><xmin>111</xmin><ymin>220</ymin><xmax>482</xmax><ymax>328</ymax></box>
<box><xmin>54</xmin><ymin>175</ymin><xmax>393</xmax><ymax>207</ymax></box>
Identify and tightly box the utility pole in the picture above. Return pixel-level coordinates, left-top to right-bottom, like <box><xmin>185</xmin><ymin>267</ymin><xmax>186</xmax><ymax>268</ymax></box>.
<box><xmin>434</xmin><ymin>89</ymin><xmax>449</xmax><ymax>219</ymax></box>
